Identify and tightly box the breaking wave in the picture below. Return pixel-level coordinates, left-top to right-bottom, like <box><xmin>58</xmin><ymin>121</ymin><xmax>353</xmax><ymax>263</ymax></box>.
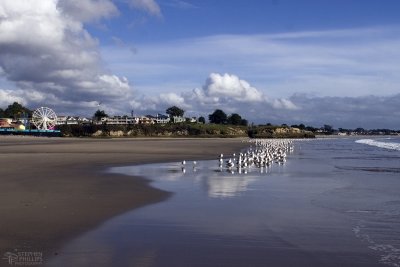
<box><xmin>356</xmin><ymin>139</ymin><xmax>400</xmax><ymax>151</ymax></box>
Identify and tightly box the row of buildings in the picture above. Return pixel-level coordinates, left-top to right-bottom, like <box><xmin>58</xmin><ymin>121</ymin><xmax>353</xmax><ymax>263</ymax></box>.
<box><xmin>56</xmin><ymin>114</ymin><xmax>197</xmax><ymax>126</ymax></box>
<box><xmin>0</xmin><ymin>114</ymin><xmax>198</xmax><ymax>131</ymax></box>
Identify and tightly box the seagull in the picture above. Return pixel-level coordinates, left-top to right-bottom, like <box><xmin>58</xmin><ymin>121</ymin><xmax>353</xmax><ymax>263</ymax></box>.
<box><xmin>193</xmin><ymin>161</ymin><xmax>197</xmax><ymax>170</ymax></box>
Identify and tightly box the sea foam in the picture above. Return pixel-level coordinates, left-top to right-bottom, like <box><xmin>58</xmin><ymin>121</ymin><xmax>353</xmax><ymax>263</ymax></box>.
<box><xmin>356</xmin><ymin>139</ymin><xmax>400</xmax><ymax>151</ymax></box>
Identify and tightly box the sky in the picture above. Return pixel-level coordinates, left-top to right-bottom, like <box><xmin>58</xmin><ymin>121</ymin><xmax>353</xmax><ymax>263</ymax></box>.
<box><xmin>0</xmin><ymin>0</ymin><xmax>400</xmax><ymax>129</ymax></box>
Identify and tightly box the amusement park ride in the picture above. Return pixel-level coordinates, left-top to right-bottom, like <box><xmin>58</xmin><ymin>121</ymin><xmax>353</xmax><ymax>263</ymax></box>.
<box><xmin>31</xmin><ymin>107</ymin><xmax>57</xmax><ymax>130</ymax></box>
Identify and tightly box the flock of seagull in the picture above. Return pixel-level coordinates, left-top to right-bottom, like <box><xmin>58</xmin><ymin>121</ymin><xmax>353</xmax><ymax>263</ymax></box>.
<box><xmin>181</xmin><ymin>139</ymin><xmax>295</xmax><ymax>174</ymax></box>
<box><xmin>220</xmin><ymin>139</ymin><xmax>294</xmax><ymax>170</ymax></box>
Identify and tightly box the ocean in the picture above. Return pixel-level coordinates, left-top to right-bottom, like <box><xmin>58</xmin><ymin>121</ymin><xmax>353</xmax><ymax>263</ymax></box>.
<box><xmin>46</xmin><ymin>137</ymin><xmax>400</xmax><ymax>267</ymax></box>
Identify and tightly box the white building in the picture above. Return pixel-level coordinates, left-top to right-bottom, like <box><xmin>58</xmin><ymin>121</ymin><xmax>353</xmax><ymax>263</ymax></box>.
<box><xmin>77</xmin><ymin>117</ymin><xmax>91</xmax><ymax>124</ymax></box>
<box><xmin>56</xmin><ymin>116</ymin><xmax>92</xmax><ymax>125</ymax></box>
<box><xmin>187</xmin><ymin>117</ymin><xmax>197</xmax><ymax>123</ymax></box>
<box><xmin>101</xmin><ymin>116</ymin><xmax>139</xmax><ymax>125</ymax></box>
<box><xmin>172</xmin><ymin>116</ymin><xmax>185</xmax><ymax>123</ymax></box>
<box><xmin>139</xmin><ymin>116</ymin><xmax>155</xmax><ymax>124</ymax></box>
<box><xmin>56</xmin><ymin>116</ymin><xmax>78</xmax><ymax>125</ymax></box>
<box><xmin>154</xmin><ymin>114</ymin><xmax>170</xmax><ymax>124</ymax></box>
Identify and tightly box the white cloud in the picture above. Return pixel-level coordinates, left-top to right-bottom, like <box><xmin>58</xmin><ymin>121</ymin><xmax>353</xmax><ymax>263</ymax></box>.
<box><xmin>202</xmin><ymin>73</ymin><xmax>263</xmax><ymax>102</ymax></box>
<box><xmin>0</xmin><ymin>0</ymin><xmax>65</xmax><ymax>47</ymax></box>
<box><xmin>159</xmin><ymin>92</ymin><xmax>186</xmax><ymax>107</ymax></box>
<box><xmin>0</xmin><ymin>89</ymin><xmax>26</xmax><ymax>106</ymax></box>
<box><xmin>271</xmin><ymin>98</ymin><xmax>298</xmax><ymax>110</ymax></box>
<box><xmin>0</xmin><ymin>0</ymin><xmax>133</xmax><ymax>114</ymax></box>
<box><xmin>189</xmin><ymin>73</ymin><xmax>296</xmax><ymax>111</ymax></box>
<box><xmin>129</xmin><ymin>0</ymin><xmax>162</xmax><ymax>17</ymax></box>
<box><xmin>129</xmin><ymin>92</ymin><xmax>188</xmax><ymax>113</ymax></box>
<box><xmin>98</xmin><ymin>75</ymin><xmax>130</xmax><ymax>95</ymax></box>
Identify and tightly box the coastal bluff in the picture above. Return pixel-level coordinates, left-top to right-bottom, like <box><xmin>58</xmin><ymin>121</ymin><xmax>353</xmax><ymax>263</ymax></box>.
<box><xmin>57</xmin><ymin>124</ymin><xmax>315</xmax><ymax>138</ymax></box>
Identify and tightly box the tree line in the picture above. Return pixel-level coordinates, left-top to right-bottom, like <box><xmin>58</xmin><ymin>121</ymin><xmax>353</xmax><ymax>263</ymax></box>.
<box><xmin>163</xmin><ymin>106</ymin><xmax>248</xmax><ymax>126</ymax></box>
<box><xmin>0</xmin><ymin>102</ymin><xmax>32</xmax><ymax>119</ymax></box>
<box><xmin>94</xmin><ymin>105</ymin><xmax>248</xmax><ymax>126</ymax></box>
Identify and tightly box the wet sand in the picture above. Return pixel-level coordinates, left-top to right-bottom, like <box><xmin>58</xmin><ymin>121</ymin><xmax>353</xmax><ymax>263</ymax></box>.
<box><xmin>0</xmin><ymin>136</ymin><xmax>247</xmax><ymax>263</ymax></box>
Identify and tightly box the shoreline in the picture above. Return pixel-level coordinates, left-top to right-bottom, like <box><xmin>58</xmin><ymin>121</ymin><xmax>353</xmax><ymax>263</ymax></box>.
<box><xmin>0</xmin><ymin>136</ymin><xmax>248</xmax><ymax>264</ymax></box>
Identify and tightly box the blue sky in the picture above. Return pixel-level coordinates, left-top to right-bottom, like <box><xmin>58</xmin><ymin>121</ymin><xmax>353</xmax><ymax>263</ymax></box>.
<box><xmin>0</xmin><ymin>0</ymin><xmax>400</xmax><ymax>128</ymax></box>
<box><xmin>95</xmin><ymin>0</ymin><xmax>400</xmax><ymax>43</ymax></box>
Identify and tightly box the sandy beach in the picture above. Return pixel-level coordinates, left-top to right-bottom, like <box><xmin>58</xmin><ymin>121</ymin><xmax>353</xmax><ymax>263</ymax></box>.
<box><xmin>0</xmin><ymin>136</ymin><xmax>248</xmax><ymax>264</ymax></box>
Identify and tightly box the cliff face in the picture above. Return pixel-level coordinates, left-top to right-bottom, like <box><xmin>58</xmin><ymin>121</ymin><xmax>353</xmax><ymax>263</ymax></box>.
<box><xmin>57</xmin><ymin>124</ymin><xmax>314</xmax><ymax>138</ymax></box>
<box><xmin>58</xmin><ymin>124</ymin><xmax>249</xmax><ymax>138</ymax></box>
<box><xmin>248</xmin><ymin>127</ymin><xmax>314</xmax><ymax>138</ymax></box>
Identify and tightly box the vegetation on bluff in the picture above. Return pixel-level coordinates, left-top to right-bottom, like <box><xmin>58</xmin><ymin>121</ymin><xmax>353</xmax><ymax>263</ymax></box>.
<box><xmin>248</xmin><ymin>125</ymin><xmax>315</xmax><ymax>139</ymax></box>
<box><xmin>57</xmin><ymin>123</ymin><xmax>250</xmax><ymax>138</ymax></box>
<box><xmin>57</xmin><ymin>123</ymin><xmax>315</xmax><ymax>138</ymax></box>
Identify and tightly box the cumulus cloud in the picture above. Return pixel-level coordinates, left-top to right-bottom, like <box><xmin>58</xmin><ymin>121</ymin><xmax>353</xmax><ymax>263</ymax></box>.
<box><xmin>271</xmin><ymin>98</ymin><xmax>298</xmax><ymax>110</ymax></box>
<box><xmin>202</xmin><ymin>73</ymin><xmax>263</xmax><ymax>102</ymax></box>
<box><xmin>189</xmin><ymin>73</ymin><xmax>297</xmax><ymax>111</ymax></box>
<box><xmin>129</xmin><ymin>0</ymin><xmax>162</xmax><ymax>17</ymax></box>
<box><xmin>0</xmin><ymin>0</ymin><xmax>132</xmax><ymax>114</ymax></box>
<box><xmin>129</xmin><ymin>92</ymin><xmax>188</xmax><ymax>113</ymax></box>
<box><xmin>159</xmin><ymin>92</ymin><xmax>186</xmax><ymax>107</ymax></box>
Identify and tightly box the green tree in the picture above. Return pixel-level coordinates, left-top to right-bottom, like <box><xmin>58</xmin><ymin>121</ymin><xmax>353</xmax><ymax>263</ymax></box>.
<box><xmin>355</xmin><ymin>127</ymin><xmax>365</xmax><ymax>133</ymax></box>
<box><xmin>323</xmin><ymin>124</ymin><xmax>334</xmax><ymax>134</ymax></box>
<box><xmin>306</xmin><ymin>126</ymin><xmax>316</xmax><ymax>132</ymax></box>
<box><xmin>4</xmin><ymin>102</ymin><xmax>31</xmax><ymax>119</ymax></box>
<box><xmin>0</xmin><ymin>108</ymin><xmax>4</xmax><ymax>118</ymax></box>
<box><xmin>198</xmin><ymin>116</ymin><xmax>206</xmax><ymax>124</ymax></box>
<box><xmin>240</xmin><ymin>119</ymin><xmax>248</xmax><ymax>126</ymax></box>
<box><xmin>94</xmin><ymin>109</ymin><xmax>108</xmax><ymax>121</ymax></box>
<box><xmin>227</xmin><ymin>113</ymin><xmax>242</xmax><ymax>125</ymax></box>
<box><xmin>208</xmin><ymin>109</ymin><xmax>227</xmax><ymax>124</ymax></box>
<box><xmin>166</xmin><ymin>106</ymin><xmax>184</xmax><ymax>117</ymax></box>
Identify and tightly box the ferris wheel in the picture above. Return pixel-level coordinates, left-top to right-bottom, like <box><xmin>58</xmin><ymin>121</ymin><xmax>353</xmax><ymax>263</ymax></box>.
<box><xmin>32</xmin><ymin>107</ymin><xmax>57</xmax><ymax>130</ymax></box>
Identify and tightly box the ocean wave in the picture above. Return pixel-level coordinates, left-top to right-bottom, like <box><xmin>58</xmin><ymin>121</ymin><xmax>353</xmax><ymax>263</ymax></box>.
<box><xmin>356</xmin><ymin>139</ymin><xmax>400</xmax><ymax>151</ymax></box>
